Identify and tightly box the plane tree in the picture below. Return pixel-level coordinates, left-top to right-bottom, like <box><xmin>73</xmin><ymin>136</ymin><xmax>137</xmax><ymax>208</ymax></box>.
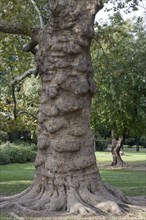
<box><xmin>91</xmin><ymin>17</ymin><xmax>146</xmax><ymax>166</ymax></box>
<box><xmin>0</xmin><ymin>0</ymin><xmax>145</xmax><ymax>217</ymax></box>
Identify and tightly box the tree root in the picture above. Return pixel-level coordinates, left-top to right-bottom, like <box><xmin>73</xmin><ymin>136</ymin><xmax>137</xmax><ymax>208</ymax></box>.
<box><xmin>67</xmin><ymin>187</ymin><xmax>98</xmax><ymax>215</ymax></box>
<box><xmin>79</xmin><ymin>187</ymin><xmax>123</xmax><ymax>214</ymax></box>
<box><xmin>0</xmin><ymin>180</ymin><xmax>145</xmax><ymax>217</ymax></box>
<box><xmin>127</xmin><ymin>196</ymin><xmax>146</xmax><ymax>207</ymax></box>
<box><xmin>0</xmin><ymin>185</ymin><xmax>33</xmax><ymax>202</ymax></box>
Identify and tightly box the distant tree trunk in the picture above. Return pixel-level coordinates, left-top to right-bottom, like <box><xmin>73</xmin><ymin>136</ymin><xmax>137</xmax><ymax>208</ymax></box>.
<box><xmin>1</xmin><ymin>0</ymin><xmax>145</xmax><ymax>217</ymax></box>
<box><xmin>135</xmin><ymin>137</ymin><xmax>140</xmax><ymax>152</ymax></box>
<box><xmin>111</xmin><ymin>131</ymin><xmax>125</xmax><ymax>166</ymax></box>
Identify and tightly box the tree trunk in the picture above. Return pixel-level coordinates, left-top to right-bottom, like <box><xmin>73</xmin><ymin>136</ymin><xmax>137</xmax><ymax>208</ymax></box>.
<box><xmin>111</xmin><ymin>131</ymin><xmax>125</xmax><ymax>167</ymax></box>
<box><xmin>0</xmin><ymin>0</ymin><xmax>145</xmax><ymax>217</ymax></box>
<box><xmin>135</xmin><ymin>137</ymin><xmax>140</xmax><ymax>152</ymax></box>
<box><xmin>111</xmin><ymin>137</ymin><xmax>125</xmax><ymax>166</ymax></box>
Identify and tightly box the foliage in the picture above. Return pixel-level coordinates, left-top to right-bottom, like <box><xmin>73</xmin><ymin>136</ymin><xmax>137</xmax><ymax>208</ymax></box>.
<box><xmin>125</xmin><ymin>137</ymin><xmax>137</xmax><ymax>147</ymax></box>
<box><xmin>0</xmin><ymin>33</ymin><xmax>40</xmax><ymax>135</ymax></box>
<box><xmin>0</xmin><ymin>131</ymin><xmax>8</xmax><ymax>144</ymax></box>
<box><xmin>94</xmin><ymin>137</ymin><xmax>109</xmax><ymax>151</ymax></box>
<box><xmin>125</xmin><ymin>137</ymin><xmax>146</xmax><ymax>148</ymax></box>
<box><xmin>0</xmin><ymin>142</ymin><xmax>36</xmax><ymax>164</ymax></box>
<box><xmin>103</xmin><ymin>0</ymin><xmax>144</xmax><ymax>13</ymax></box>
<box><xmin>91</xmin><ymin>17</ymin><xmax>146</xmax><ymax>138</ymax></box>
<box><xmin>0</xmin><ymin>0</ymin><xmax>41</xmax><ymax>26</ymax></box>
<box><xmin>0</xmin><ymin>0</ymin><xmax>41</xmax><ymax>136</ymax></box>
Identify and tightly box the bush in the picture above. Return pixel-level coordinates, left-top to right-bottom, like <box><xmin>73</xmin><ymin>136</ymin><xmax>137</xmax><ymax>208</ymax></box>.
<box><xmin>140</xmin><ymin>138</ymin><xmax>146</xmax><ymax>148</ymax></box>
<box><xmin>125</xmin><ymin>138</ymin><xmax>135</xmax><ymax>148</ymax></box>
<box><xmin>0</xmin><ymin>131</ymin><xmax>9</xmax><ymax>144</ymax></box>
<box><xmin>125</xmin><ymin>137</ymin><xmax>146</xmax><ymax>148</ymax></box>
<box><xmin>0</xmin><ymin>147</ymin><xmax>11</xmax><ymax>165</ymax></box>
<box><xmin>95</xmin><ymin>139</ymin><xmax>108</xmax><ymax>151</ymax></box>
<box><xmin>0</xmin><ymin>142</ymin><xmax>36</xmax><ymax>165</ymax></box>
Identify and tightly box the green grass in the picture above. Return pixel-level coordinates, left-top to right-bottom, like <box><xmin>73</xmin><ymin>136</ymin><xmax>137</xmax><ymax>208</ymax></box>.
<box><xmin>95</xmin><ymin>151</ymin><xmax>146</xmax><ymax>196</ymax></box>
<box><xmin>0</xmin><ymin>152</ymin><xmax>145</xmax><ymax>197</ymax></box>
<box><xmin>0</xmin><ymin>213</ymin><xmax>12</xmax><ymax>220</ymax></box>
<box><xmin>95</xmin><ymin>150</ymin><xmax>146</xmax><ymax>165</ymax></box>
<box><xmin>100</xmin><ymin>170</ymin><xmax>146</xmax><ymax>196</ymax></box>
<box><xmin>0</xmin><ymin>163</ymin><xmax>35</xmax><ymax>196</ymax></box>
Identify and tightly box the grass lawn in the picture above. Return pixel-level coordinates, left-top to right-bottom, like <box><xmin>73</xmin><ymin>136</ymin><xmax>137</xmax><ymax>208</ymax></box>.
<box><xmin>0</xmin><ymin>151</ymin><xmax>145</xmax><ymax>197</ymax></box>
<box><xmin>0</xmin><ymin>163</ymin><xmax>35</xmax><ymax>196</ymax></box>
<box><xmin>0</xmin><ymin>151</ymin><xmax>145</xmax><ymax>220</ymax></box>
<box><xmin>95</xmin><ymin>150</ymin><xmax>146</xmax><ymax>165</ymax></box>
<box><xmin>100</xmin><ymin>170</ymin><xmax>146</xmax><ymax>196</ymax></box>
<box><xmin>96</xmin><ymin>150</ymin><xmax>146</xmax><ymax>196</ymax></box>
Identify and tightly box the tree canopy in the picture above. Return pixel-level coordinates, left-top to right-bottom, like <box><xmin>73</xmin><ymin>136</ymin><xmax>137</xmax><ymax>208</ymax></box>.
<box><xmin>91</xmin><ymin>16</ymin><xmax>146</xmax><ymax>138</ymax></box>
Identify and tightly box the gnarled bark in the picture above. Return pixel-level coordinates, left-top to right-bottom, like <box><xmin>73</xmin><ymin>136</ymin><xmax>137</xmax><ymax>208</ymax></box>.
<box><xmin>0</xmin><ymin>0</ymin><xmax>145</xmax><ymax>217</ymax></box>
<box><xmin>111</xmin><ymin>133</ymin><xmax>125</xmax><ymax>167</ymax></box>
<box><xmin>111</xmin><ymin>130</ymin><xmax>128</xmax><ymax>167</ymax></box>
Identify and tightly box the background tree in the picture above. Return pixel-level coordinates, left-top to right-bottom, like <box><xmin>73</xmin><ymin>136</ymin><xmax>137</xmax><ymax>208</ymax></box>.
<box><xmin>0</xmin><ymin>33</ymin><xmax>39</xmax><ymax>141</ymax></box>
<box><xmin>0</xmin><ymin>0</ymin><xmax>43</xmax><ymax>141</ymax></box>
<box><xmin>91</xmin><ymin>16</ymin><xmax>146</xmax><ymax>166</ymax></box>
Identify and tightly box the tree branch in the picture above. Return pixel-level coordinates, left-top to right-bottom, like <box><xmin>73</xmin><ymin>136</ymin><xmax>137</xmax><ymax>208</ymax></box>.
<box><xmin>11</xmin><ymin>68</ymin><xmax>37</xmax><ymax>85</ymax></box>
<box><xmin>11</xmin><ymin>85</ymin><xmax>17</xmax><ymax>120</ymax></box>
<box><xmin>93</xmin><ymin>34</ymin><xmax>110</xmax><ymax>69</ymax></box>
<box><xmin>0</xmin><ymin>75</ymin><xmax>9</xmax><ymax>83</ymax></box>
<box><xmin>0</xmin><ymin>20</ymin><xmax>40</xmax><ymax>37</ymax></box>
<box><xmin>29</xmin><ymin>0</ymin><xmax>44</xmax><ymax>27</ymax></box>
<box><xmin>138</xmin><ymin>4</ymin><xmax>146</xmax><ymax>10</ymax></box>
<box><xmin>17</xmin><ymin>111</ymin><xmax>37</xmax><ymax>120</ymax></box>
<box><xmin>23</xmin><ymin>39</ymin><xmax>38</xmax><ymax>55</ymax></box>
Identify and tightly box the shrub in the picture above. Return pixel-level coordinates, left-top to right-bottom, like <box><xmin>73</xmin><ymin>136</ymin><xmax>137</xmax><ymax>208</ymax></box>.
<box><xmin>0</xmin><ymin>142</ymin><xmax>36</xmax><ymax>165</ymax></box>
<box><xmin>125</xmin><ymin>138</ymin><xmax>135</xmax><ymax>148</ymax></box>
<box><xmin>140</xmin><ymin>138</ymin><xmax>146</xmax><ymax>148</ymax></box>
<box><xmin>0</xmin><ymin>147</ymin><xmax>11</xmax><ymax>165</ymax></box>
<box><xmin>0</xmin><ymin>131</ymin><xmax>9</xmax><ymax>144</ymax></box>
<box><xmin>8</xmin><ymin>147</ymin><xmax>36</xmax><ymax>163</ymax></box>
<box><xmin>95</xmin><ymin>139</ymin><xmax>108</xmax><ymax>151</ymax></box>
<box><xmin>125</xmin><ymin>137</ymin><xmax>146</xmax><ymax>148</ymax></box>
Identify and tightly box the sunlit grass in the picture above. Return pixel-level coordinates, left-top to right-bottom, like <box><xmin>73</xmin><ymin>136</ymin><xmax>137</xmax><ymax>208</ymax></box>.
<box><xmin>100</xmin><ymin>170</ymin><xmax>146</xmax><ymax>196</ymax></box>
<box><xmin>0</xmin><ymin>163</ymin><xmax>35</xmax><ymax>196</ymax></box>
<box><xmin>0</xmin><ymin>151</ymin><xmax>145</xmax><ymax>197</ymax></box>
<box><xmin>96</xmin><ymin>150</ymin><xmax>146</xmax><ymax>196</ymax></box>
<box><xmin>95</xmin><ymin>150</ymin><xmax>146</xmax><ymax>165</ymax></box>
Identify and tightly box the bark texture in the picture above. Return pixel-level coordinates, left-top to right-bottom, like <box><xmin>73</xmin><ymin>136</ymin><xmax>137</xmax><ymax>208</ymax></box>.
<box><xmin>111</xmin><ymin>135</ymin><xmax>125</xmax><ymax>167</ymax></box>
<box><xmin>0</xmin><ymin>0</ymin><xmax>145</xmax><ymax>217</ymax></box>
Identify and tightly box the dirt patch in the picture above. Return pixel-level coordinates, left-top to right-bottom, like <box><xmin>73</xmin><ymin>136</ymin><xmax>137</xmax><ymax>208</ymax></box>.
<box><xmin>98</xmin><ymin>162</ymin><xmax>146</xmax><ymax>171</ymax></box>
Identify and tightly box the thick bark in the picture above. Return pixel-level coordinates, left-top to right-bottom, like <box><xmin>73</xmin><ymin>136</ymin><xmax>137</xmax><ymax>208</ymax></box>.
<box><xmin>111</xmin><ymin>131</ymin><xmax>125</xmax><ymax>167</ymax></box>
<box><xmin>0</xmin><ymin>0</ymin><xmax>145</xmax><ymax>217</ymax></box>
<box><xmin>0</xmin><ymin>20</ymin><xmax>39</xmax><ymax>37</ymax></box>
